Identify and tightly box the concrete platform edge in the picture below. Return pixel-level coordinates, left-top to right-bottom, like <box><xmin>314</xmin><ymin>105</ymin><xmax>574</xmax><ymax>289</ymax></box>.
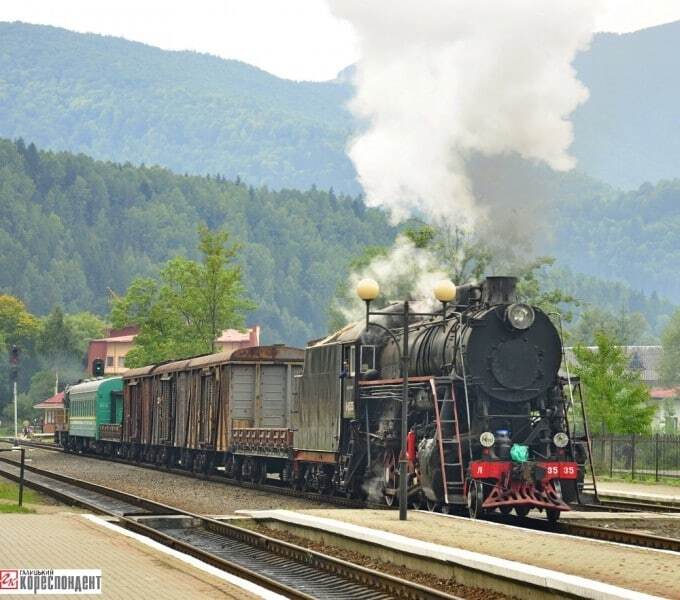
<box><xmin>82</xmin><ymin>515</ymin><xmax>285</xmax><ymax>600</ymax></box>
<box><xmin>240</xmin><ymin>509</ymin><xmax>664</xmax><ymax>600</ymax></box>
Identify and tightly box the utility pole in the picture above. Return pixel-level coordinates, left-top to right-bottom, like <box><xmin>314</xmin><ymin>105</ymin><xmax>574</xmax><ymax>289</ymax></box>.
<box><xmin>399</xmin><ymin>300</ymin><xmax>409</xmax><ymax>521</ymax></box>
<box><xmin>10</xmin><ymin>344</ymin><xmax>19</xmax><ymax>442</ymax></box>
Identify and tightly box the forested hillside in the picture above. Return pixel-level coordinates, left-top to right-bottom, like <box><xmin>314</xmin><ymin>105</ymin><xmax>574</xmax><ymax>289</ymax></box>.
<box><xmin>0</xmin><ymin>137</ymin><xmax>675</xmax><ymax>346</ymax></box>
<box><xmin>1</xmin><ymin>21</ymin><xmax>680</xmax><ymax>194</ymax></box>
<box><xmin>0</xmin><ymin>138</ymin><xmax>394</xmax><ymax>345</ymax></box>
<box><xmin>0</xmin><ymin>22</ymin><xmax>356</xmax><ymax>193</ymax></box>
<box><xmin>552</xmin><ymin>179</ymin><xmax>680</xmax><ymax>303</ymax></box>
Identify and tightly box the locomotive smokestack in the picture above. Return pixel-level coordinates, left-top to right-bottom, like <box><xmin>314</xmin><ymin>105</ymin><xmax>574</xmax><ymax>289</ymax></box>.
<box><xmin>482</xmin><ymin>276</ymin><xmax>518</xmax><ymax>305</ymax></box>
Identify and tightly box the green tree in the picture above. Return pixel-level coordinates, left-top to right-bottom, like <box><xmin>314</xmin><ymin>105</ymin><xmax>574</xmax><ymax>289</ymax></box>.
<box><xmin>660</xmin><ymin>309</ymin><xmax>680</xmax><ymax>386</ymax></box>
<box><xmin>516</xmin><ymin>257</ymin><xmax>577</xmax><ymax>321</ymax></box>
<box><xmin>571</xmin><ymin>306</ymin><xmax>649</xmax><ymax>346</ymax></box>
<box><xmin>65</xmin><ymin>312</ymin><xmax>108</xmax><ymax>355</ymax></box>
<box><xmin>37</xmin><ymin>307</ymin><xmax>80</xmax><ymax>366</ymax></box>
<box><xmin>572</xmin><ymin>331</ymin><xmax>655</xmax><ymax>434</ymax></box>
<box><xmin>111</xmin><ymin>227</ymin><xmax>253</xmax><ymax>366</ymax></box>
<box><xmin>0</xmin><ymin>295</ymin><xmax>40</xmax><ymax>347</ymax></box>
<box><xmin>0</xmin><ymin>295</ymin><xmax>40</xmax><ymax>408</ymax></box>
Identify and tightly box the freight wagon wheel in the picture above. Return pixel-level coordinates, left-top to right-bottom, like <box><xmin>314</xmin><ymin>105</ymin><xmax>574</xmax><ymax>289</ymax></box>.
<box><xmin>515</xmin><ymin>505</ymin><xmax>530</xmax><ymax>518</ymax></box>
<box><xmin>499</xmin><ymin>505</ymin><xmax>513</xmax><ymax>516</ymax></box>
<box><xmin>383</xmin><ymin>449</ymin><xmax>398</xmax><ymax>507</ymax></box>
<box><xmin>467</xmin><ymin>480</ymin><xmax>484</xmax><ymax>519</ymax></box>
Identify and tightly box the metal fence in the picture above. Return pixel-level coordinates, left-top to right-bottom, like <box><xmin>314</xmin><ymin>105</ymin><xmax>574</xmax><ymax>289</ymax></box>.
<box><xmin>591</xmin><ymin>434</ymin><xmax>680</xmax><ymax>480</ymax></box>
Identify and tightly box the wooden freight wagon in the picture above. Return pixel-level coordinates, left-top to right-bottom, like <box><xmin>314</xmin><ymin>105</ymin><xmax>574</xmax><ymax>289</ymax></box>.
<box><xmin>121</xmin><ymin>345</ymin><xmax>304</xmax><ymax>472</ymax></box>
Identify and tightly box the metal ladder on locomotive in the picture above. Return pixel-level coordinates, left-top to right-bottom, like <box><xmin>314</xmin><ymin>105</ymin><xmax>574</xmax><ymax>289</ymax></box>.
<box><xmin>431</xmin><ymin>378</ymin><xmax>465</xmax><ymax>505</ymax></box>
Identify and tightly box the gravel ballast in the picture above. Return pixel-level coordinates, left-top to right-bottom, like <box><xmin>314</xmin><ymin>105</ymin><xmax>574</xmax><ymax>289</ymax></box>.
<box><xmin>0</xmin><ymin>445</ymin><xmax>328</xmax><ymax>514</ymax></box>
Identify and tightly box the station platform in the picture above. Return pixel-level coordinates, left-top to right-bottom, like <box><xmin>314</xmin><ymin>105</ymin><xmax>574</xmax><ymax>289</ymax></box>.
<box><xmin>241</xmin><ymin>508</ymin><xmax>678</xmax><ymax>600</ymax></box>
<box><xmin>597</xmin><ymin>480</ymin><xmax>680</xmax><ymax>504</ymax></box>
<box><xmin>0</xmin><ymin>513</ymin><xmax>281</xmax><ymax>599</ymax></box>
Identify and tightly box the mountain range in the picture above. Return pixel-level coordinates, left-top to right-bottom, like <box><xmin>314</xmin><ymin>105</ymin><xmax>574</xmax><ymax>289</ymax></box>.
<box><xmin>1</xmin><ymin>20</ymin><xmax>680</xmax><ymax>194</ymax></box>
<box><xmin>1</xmin><ymin>21</ymin><xmax>680</xmax><ymax>339</ymax></box>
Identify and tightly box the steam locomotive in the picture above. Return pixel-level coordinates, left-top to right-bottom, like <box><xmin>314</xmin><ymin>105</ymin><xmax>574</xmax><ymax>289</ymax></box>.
<box><xmin>59</xmin><ymin>275</ymin><xmax>589</xmax><ymax>522</ymax></box>
<box><xmin>307</xmin><ymin>275</ymin><xmax>586</xmax><ymax>521</ymax></box>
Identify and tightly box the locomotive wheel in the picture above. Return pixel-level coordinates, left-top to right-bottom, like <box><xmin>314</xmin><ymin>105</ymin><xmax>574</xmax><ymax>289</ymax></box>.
<box><xmin>467</xmin><ymin>481</ymin><xmax>484</xmax><ymax>519</ymax></box>
<box><xmin>383</xmin><ymin>449</ymin><xmax>398</xmax><ymax>507</ymax></box>
<box><xmin>515</xmin><ymin>505</ymin><xmax>530</xmax><ymax>518</ymax></box>
<box><xmin>546</xmin><ymin>508</ymin><xmax>560</xmax><ymax>525</ymax></box>
<box><xmin>426</xmin><ymin>499</ymin><xmax>440</xmax><ymax>512</ymax></box>
<box><xmin>440</xmin><ymin>503</ymin><xmax>454</xmax><ymax>515</ymax></box>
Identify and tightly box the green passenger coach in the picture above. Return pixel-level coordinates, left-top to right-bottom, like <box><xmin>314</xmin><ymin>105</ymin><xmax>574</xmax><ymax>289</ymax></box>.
<box><xmin>64</xmin><ymin>377</ymin><xmax>123</xmax><ymax>451</ymax></box>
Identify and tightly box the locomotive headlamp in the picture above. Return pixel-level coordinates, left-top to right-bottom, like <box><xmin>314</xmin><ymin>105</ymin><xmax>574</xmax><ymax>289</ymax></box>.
<box><xmin>433</xmin><ymin>279</ymin><xmax>456</xmax><ymax>303</ymax></box>
<box><xmin>479</xmin><ymin>431</ymin><xmax>495</xmax><ymax>447</ymax></box>
<box><xmin>506</xmin><ymin>303</ymin><xmax>535</xmax><ymax>330</ymax></box>
<box><xmin>356</xmin><ymin>278</ymin><xmax>380</xmax><ymax>301</ymax></box>
<box><xmin>553</xmin><ymin>432</ymin><xmax>569</xmax><ymax>448</ymax></box>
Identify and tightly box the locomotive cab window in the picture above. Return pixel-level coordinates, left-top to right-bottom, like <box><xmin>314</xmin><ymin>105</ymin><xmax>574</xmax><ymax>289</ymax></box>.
<box><xmin>348</xmin><ymin>345</ymin><xmax>376</xmax><ymax>376</ymax></box>
<box><xmin>360</xmin><ymin>346</ymin><xmax>376</xmax><ymax>372</ymax></box>
<box><xmin>347</xmin><ymin>346</ymin><xmax>356</xmax><ymax>376</ymax></box>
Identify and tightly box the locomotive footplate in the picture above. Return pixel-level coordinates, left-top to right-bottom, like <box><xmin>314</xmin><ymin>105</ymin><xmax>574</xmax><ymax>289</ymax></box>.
<box><xmin>470</xmin><ymin>460</ymin><xmax>578</xmax><ymax>511</ymax></box>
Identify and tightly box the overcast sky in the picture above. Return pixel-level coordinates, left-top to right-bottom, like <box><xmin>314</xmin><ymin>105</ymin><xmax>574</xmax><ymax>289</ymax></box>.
<box><xmin>1</xmin><ymin>1</ymin><xmax>679</xmax><ymax>80</ymax></box>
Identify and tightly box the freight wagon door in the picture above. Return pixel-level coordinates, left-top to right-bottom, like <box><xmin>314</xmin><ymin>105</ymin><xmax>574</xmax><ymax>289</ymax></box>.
<box><xmin>231</xmin><ymin>365</ymin><xmax>255</xmax><ymax>428</ymax></box>
<box><xmin>261</xmin><ymin>365</ymin><xmax>286</xmax><ymax>427</ymax></box>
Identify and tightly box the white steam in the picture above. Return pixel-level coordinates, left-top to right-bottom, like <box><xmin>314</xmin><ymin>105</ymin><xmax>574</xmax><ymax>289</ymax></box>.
<box><xmin>329</xmin><ymin>0</ymin><xmax>601</xmax><ymax>224</ymax></box>
<box><xmin>342</xmin><ymin>235</ymin><xmax>448</xmax><ymax>322</ymax></box>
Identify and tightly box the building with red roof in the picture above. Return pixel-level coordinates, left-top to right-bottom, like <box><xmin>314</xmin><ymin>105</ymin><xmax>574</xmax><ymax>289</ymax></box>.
<box><xmin>214</xmin><ymin>326</ymin><xmax>261</xmax><ymax>354</ymax></box>
<box><xmin>33</xmin><ymin>391</ymin><xmax>65</xmax><ymax>434</ymax></box>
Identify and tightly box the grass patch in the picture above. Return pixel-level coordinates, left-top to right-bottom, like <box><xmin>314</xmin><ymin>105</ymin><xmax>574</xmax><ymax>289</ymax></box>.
<box><xmin>0</xmin><ymin>503</ymin><xmax>35</xmax><ymax>514</ymax></box>
<box><xmin>0</xmin><ymin>481</ymin><xmax>41</xmax><ymax>504</ymax></box>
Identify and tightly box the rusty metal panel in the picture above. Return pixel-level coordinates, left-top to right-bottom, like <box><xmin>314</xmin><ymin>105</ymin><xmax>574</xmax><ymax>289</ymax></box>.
<box><xmin>231</xmin><ymin>365</ymin><xmax>255</xmax><ymax>424</ymax></box>
<box><xmin>294</xmin><ymin>344</ymin><xmax>342</xmax><ymax>452</ymax></box>
<box><xmin>174</xmin><ymin>372</ymin><xmax>190</xmax><ymax>448</ymax></box>
<box><xmin>231</xmin><ymin>345</ymin><xmax>304</xmax><ymax>363</ymax></box>
<box><xmin>217</xmin><ymin>365</ymin><xmax>230</xmax><ymax>451</ymax></box>
<box><xmin>287</xmin><ymin>364</ymin><xmax>303</xmax><ymax>428</ymax></box>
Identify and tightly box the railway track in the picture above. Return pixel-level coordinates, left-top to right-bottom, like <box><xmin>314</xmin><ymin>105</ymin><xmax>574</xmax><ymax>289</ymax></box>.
<box><xmin>0</xmin><ymin>456</ymin><xmax>456</xmax><ymax>600</ymax></box>
<box><xmin>595</xmin><ymin>497</ymin><xmax>680</xmax><ymax>513</ymax></box>
<box><xmin>4</xmin><ymin>439</ymin><xmax>680</xmax><ymax>553</ymax></box>
<box><xmin>0</xmin><ymin>438</ymin><xmax>374</xmax><ymax>510</ymax></box>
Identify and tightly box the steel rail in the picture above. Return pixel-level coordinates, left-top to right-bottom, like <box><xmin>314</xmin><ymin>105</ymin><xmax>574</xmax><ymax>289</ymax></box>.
<box><xmin>0</xmin><ymin>457</ymin><xmax>458</xmax><ymax>600</ymax></box>
<box><xmin>556</xmin><ymin>520</ymin><xmax>680</xmax><ymax>552</ymax></box>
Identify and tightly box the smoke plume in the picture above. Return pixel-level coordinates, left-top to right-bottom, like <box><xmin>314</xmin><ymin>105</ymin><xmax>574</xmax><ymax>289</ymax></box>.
<box><xmin>329</xmin><ymin>0</ymin><xmax>601</xmax><ymax>225</ymax></box>
<box><xmin>340</xmin><ymin>235</ymin><xmax>449</xmax><ymax>322</ymax></box>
